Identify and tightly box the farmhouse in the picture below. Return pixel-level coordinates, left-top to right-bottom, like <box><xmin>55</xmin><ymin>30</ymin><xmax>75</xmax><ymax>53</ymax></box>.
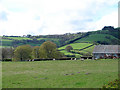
<box><xmin>93</xmin><ymin>45</ymin><xmax>120</xmax><ymax>59</ymax></box>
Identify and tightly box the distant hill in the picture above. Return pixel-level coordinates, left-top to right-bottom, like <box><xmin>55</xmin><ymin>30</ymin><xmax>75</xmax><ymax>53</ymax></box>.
<box><xmin>74</xmin><ymin>34</ymin><xmax>119</xmax><ymax>44</ymax></box>
<box><xmin>64</xmin><ymin>27</ymin><xmax>120</xmax><ymax>45</ymax></box>
<box><xmin>1</xmin><ymin>27</ymin><xmax>120</xmax><ymax>48</ymax></box>
<box><xmin>1</xmin><ymin>32</ymin><xmax>84</xmax><ymax>47</ymax></box>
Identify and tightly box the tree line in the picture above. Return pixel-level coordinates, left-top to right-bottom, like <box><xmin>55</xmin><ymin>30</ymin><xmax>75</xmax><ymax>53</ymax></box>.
<box><xmin>1</xmin><ymin>41</ymin><xmax>64</xmax><ymax>61</ymax></box>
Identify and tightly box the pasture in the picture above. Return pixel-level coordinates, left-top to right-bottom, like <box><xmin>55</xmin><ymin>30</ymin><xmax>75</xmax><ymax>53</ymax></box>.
<box><xmin>59</xmin><ymin>43</ymin><xmax>94</xmax><ymax>57</ymax></box>
<box><xmin>75</xmin><ymin>34</ymin><xmax>119</xmax><ymax>43</ymax></box>
<box><xmin>2</xmin><ymin>59</ymin><xmax>118</xmax><ymax>88</ymax></box>
<box><xmin>58</xmin><ymin>43</ymin><xmax>93</xmax><ymax>50</ymax></box>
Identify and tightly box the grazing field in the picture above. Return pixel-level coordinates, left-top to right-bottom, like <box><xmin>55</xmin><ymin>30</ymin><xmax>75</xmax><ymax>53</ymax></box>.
<box><xmin>59</xmin><ymin>43</ymin><xmax>93</xmax><ymax>50</ymax></box>
<box><xmin>79</xmin><ymin>45</ymin><xmax>95</xmax><ymax>54</ymax></box>
<box><xmin>75</xmin><ymin>34</ymin><xmax>119</xmax><ymax>43</ymax></box>
<box><xmin>1</xmin><ymin>39</ymin><xmax>12</xmax><ymax>46</ymax></box>
<box><xmin>2</xmin><ymin>59</ymin><xmax>118</xmax><ymax>88</ymax></box>
<box><xmin>59</xmin><ymin>43</ymin><xmax>94</xmax><ymax>57</ymax></box>
<box><xmin>4</xmin><ymin>37</ymin><xmax>32</xmax><ymax>40</ymax></box>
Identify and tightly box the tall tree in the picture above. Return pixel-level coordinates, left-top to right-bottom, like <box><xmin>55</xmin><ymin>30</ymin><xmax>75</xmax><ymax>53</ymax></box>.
<box><xmin>14</xmin><ymin>45</ymin><xmax>32</xmax><ymax>61</ymax></box>
<box><xmin>1</xmin><ymin>47</ymin><xmax>14</xmax><ymax>60</ymax></box>
<box><xmin>2</xmin><ymin>48</ymin><xmax>8</xmax><ymax>60</ymax></box>
<box><xmin>39</xmin><ymin>41</ymin><xmax>63</xmax><ymax>59</ymax></box>
<box><xmin>32</xmin><ymin>46</ymin><xmax>39</xmax><ymax>59</ymax></box>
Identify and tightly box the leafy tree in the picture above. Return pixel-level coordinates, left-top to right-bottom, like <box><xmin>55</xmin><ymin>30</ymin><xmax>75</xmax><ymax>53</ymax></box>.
<box><xmin>27</xmin><ymin>34</ymin><xmax>31</xmax><ymax>38</ymax></box>
<box><xmin>32</xmin><ymin>46</ymin><xmax>40</xmax><ymax>58</ymax></box>
<box><xmin>14</xmin><ymin>45</ymin><xmax>32</xmax><ymax>61</ymax></box>
<box><xmin>39</xmin><ymin>41</ymin><xmax>63</xmax><ymax>59</ymax></box>
<box><xmin>2</xmin><ymin>48</ymin><xmax>8</xmax><ymax>60</ymax></box>
<box><xmin>65</xmin><ymin>45</ymin><xmax>73</xmax><ymax>52</ymax></box>
<box><xmin>1</xmin><ymin>47</ymin><xmax>14</xmax><ymax>60</ymax></box>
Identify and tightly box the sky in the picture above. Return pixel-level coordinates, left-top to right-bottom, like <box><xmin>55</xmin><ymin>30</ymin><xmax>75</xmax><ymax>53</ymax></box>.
<box><xmin>0</xmin><ymin>0</ymin><xmax>119</xmax><ymax>36</ymax></box>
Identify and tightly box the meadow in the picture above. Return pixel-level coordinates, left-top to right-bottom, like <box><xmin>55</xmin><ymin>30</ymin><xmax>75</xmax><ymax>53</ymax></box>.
<box><xmin>58</xmin><ymin>43</ymin><xmax>94</xmax><ymax>57</ymax></box>
<box><xmin>75</xmin><ymin>34</ymin><xmax>119</xmax><ymax>43</ymax></box>
<box><xmin>2</xmin><ymin>59</ymin><xmax>118</xmax><ymax>88</ymax></box>
<box><xmin>58</xmin><ymin>43</ymin><xmax>93</xmax><ymax>50</ymax></box>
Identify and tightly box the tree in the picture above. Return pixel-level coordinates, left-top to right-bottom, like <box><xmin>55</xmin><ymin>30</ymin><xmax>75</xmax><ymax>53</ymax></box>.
<box><xmin>1</xmin><ymin>47</ymin><xmax>14</xmax><ymax>60</ymax></box>
<box><xmin>39</xmin><ymin>41</ymin><xmax>63</xmax><ymax>59</ymax></box>
<box><xmin>2</xmin><ymin>48</ymin><xmax>8</xmax><ymax>60</ymax></box>
<box><xmin>32</xmin><ymin>46</ymin><xmax>39</xmax><ymax>59</ymax></box>
<box><xmin>27</xmin><ymin>34</ymin><xmax>31</xmax><ymax>38</ymax></box>
<box><xmin>65</xmin><ymin>45</ymin><xmax>73</xmax><ymax>52</ymax></box>
<box><xmin>14</xmin><ymin>45</ymin><xmax>32</xmax><ymax>61</ymax></box>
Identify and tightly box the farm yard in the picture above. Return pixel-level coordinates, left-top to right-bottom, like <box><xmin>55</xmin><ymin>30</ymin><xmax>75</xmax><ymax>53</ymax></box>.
<box><xmin>2</xmin><ymin>59</ymin><xmax>118</xmax><ymax>88</ymax></box>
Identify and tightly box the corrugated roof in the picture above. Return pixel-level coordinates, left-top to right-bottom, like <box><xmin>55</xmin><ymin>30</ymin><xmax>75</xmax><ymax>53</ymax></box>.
<box><xmin>93</xmin><ymin>45</ymin><xmax>120</xmax><ymax>53</ymax></box>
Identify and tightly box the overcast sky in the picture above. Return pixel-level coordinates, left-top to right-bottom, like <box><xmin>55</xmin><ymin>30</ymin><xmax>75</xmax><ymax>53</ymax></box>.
<box><xmin>0</xmin><ymin>0</ymin><xmax>119</xmax><ymax>36</ymax></box>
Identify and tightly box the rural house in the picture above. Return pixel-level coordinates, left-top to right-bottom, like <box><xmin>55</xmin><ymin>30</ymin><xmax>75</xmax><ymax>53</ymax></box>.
<box><xmin>93</xmin><ymin>45</ymin><xmax>120</xmax><ymax>59</ymax></box>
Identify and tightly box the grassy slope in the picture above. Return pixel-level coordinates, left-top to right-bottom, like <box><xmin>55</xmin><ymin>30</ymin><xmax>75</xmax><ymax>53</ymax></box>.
<box><xmin>1</xmin><ymin>37</ymin><xmax>60</xmax><ymax>47</ymax></box>
<box><xmin>59</xmin><ymin>43</ymin><xmax>93</xmax><ymax>50</ymax></box>
<box><xmin>75</xmin><ymin>34</ymin><xmax>119</xmax><ymax>43</ymax></box>
<box><xmin>79</xmin><ymin>45</ymin><xmax>95</xmax><ymax>54</ymax></box>
<box><xmin>2</xmin><ymin>39</ymin><xmax>13</xmax><ymax>46</ymax></box>
<box><xmin>59</xmin><ymin>43</ymin><xmax>93</xmax><ymax>57</ymax></box>
<box><xmin>2</xmin><ymin>59</ymin><xmax>118</xmax><ymax>88</ymax></box>
<box><xmin>5</xmin><ymin>37</ymin><xmax>32</xmax><ymax>40</ymax></box>
<box><xmin>60</xmin><ymin>50</ymin><xmax>74</xmax><ymax>55</ymax></box>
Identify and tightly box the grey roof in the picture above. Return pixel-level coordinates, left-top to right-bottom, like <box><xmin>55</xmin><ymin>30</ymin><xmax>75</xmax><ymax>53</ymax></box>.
<box><xmin>93</xmin><ymin>45</ymin><xmax>120</xmax><ymax>53</ymax></box>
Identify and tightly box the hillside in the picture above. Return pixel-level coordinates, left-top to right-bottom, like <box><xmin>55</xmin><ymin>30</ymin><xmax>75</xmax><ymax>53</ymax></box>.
<box><xmin>59</xmin><ymin>43</ymin><xmax>95</xmax><ymax>58</ymax></box>
<box><xmin>1</xmin><ymin>27</ymin><xmax>119</xmax><ymax>49</ymax></box>
<box><xmin>64</xmin><ymin>28</ymin><xmax>120</xmax><ymax>45</ymax></box>
<box><xmin>1</xmin><ymin>33</ymin><xmax>84</xmax><ymax>47</ymax></box>
<box><xmin>74</xmin><ymin>34</ymin><xmax>119</xmax><ymax>44</ymax></box>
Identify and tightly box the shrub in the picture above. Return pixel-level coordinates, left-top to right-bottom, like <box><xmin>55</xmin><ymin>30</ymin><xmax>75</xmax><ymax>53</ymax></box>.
<box><xmin>65</xmin><ymin>45</ymin><xmax>73</xmax><ymax>52</ymax></box>
<box><xmin>102</xmin><ymin>79</ymin><xmax>120</xmax><ymax>88</ymax></box>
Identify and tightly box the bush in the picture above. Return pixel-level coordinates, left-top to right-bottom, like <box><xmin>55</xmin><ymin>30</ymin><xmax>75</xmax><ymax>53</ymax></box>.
<box><xmin>102</xmin><ymin>79</ymin><xmax>120</xmax><ymax>88</ymax></box>
<box><xmin>65</xmin><ymin>45</ymin><xmax>73</xmax><ymax>52</ymax></box>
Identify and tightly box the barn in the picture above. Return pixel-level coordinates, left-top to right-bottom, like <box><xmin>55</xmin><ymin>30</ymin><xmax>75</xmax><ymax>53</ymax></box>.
<box><xmin>93</xmin><ymin>45</ymin><xmax>120</xmax><ymax>59</ymax></box>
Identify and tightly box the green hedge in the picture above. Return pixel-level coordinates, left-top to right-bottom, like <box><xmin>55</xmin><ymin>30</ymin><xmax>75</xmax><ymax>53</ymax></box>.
<box><xmin>2</xmin><ymin>59</ymin><xmax>12</xmax><ymax>61</ymax></box>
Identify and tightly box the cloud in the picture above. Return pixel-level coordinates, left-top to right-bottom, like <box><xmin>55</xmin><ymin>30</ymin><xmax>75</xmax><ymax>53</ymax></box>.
<box><xmin>95</xmin><ymin>11</ymin><xmax>118</xmax><ymax>30</ymax></box>
<box><xmin>0</xmin><ymin>0</ymin><xmax>119</xmax><ymax>35</ymax></box>
<box><xmin>0</xmin><ymin>11</ymin><xmax>8</xmax><ymax>21</ymax></box>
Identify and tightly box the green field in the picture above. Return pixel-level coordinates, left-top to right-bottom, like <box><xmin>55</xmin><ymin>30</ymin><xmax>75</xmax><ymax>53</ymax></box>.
<box><xmin>4</xmin><ymin>37</ymin><xmax>32</xmax><ymax>40</ymax></box>
<box><xmin>1</xmin><ymin>37</ymin><xmax>61</xmax><ymax>47</ymax></box>
<box><xmin>59</xmin><ymin>43</ymin><xmax>93</xmax><ymax>50</ymax></box>
<box><xmin>79</xmin><ymin>45</ymin><xmax>95</xmax><ymax>54</ymax></box>
<box><xmin>75</xmin><ymin>34</ymin><xmax>119</xmax><ymax>43</ymax></box>
<box><xmin>60</xmin><ymin>50</ymin><xmax>74</xmax><ymax>55</ymax></box>
<box><xmin>59</xmin><ymin>43</ymin><xmax>94</xmax><ymax>57</ymax></box>
<box><xmin>1</xmin><ymin>39</ymin><xmax>13</xmax><ymax>46</ymax></box>
<box><xmin>2</xmin><ymin>59</ymin><xmax>118</xmax><ymax>88</ymax></box>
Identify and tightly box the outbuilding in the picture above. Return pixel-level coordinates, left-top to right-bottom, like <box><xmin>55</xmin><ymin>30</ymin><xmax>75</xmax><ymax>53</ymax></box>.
<box><xmin>93</xmin><ymin>45</ymin><xmax>120</xmax><ymax>59</ymax></box>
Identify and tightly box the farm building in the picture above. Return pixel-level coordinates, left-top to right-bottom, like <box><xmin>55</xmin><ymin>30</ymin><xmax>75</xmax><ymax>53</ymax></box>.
<box><xmin>93</xmin><ymin>45</ymin><xmax>120</xmax><ymax>59</ymax></box>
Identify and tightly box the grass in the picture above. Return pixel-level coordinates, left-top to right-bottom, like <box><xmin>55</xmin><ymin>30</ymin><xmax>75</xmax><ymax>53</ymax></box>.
<box><xmin>4</xmin><ymin>37</ymin><xmax>32</xmax><ymax>40</ymax></box>
<box><xmin>59</xmin><ymin>43</ymin><xmax>94</xmax><ymax>57</ymax></box>
<box><xmin>59</xmin><ymin>43</ymin><xmax>93</xmax><ymax>50</ymax></box>
<box><xmin>1</xmin><ymin>39</ymin><xmax>13</xmax><ymax>46</ymax></box>
<box><xmin>75</xmin><ymin>34</ymin><xmax>119</xmax><ymax>43</ymax></box>
<box><xmin>60</xmin><ymin>50</ymin><xmax>74</xmax><ymax>55</ymax></box>
<box><xmin>2</xmin><ymin>59</ymin><xmax>118</xmax><ymax>88</ymax></box>
<box><xmin>79</xmin><ymin>45</ymin><xmax>95</xmax><ymax>54</ymax></box>
<box><xmin>1</xmin><ymin>37</ymin><xmax>61</xmax><ymax>47</ymax></box>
